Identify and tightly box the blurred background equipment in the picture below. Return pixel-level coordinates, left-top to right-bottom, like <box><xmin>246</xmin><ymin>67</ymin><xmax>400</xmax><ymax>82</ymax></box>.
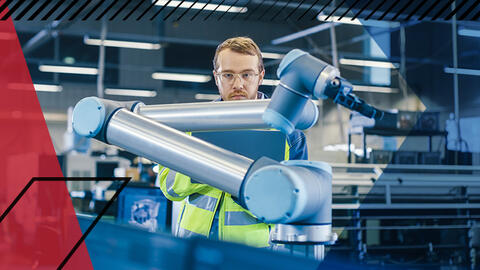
<box><xmin>117</xmin><ymin>185</ymin><xmax>171</xmax><ymax>232</ymax></box>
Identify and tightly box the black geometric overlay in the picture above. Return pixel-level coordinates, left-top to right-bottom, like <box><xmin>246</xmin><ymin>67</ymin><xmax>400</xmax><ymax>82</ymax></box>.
<box><xmin>0</xmin><ymin>0</ymin><xmax>478</xmax><ymax>21</ymax></box>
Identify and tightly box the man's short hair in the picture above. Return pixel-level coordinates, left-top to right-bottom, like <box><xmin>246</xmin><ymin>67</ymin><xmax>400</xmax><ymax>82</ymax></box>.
<box><xmin>213</xmin><ymin>37</ymin><xmax>264</xmax><ymax>72</ymax></box>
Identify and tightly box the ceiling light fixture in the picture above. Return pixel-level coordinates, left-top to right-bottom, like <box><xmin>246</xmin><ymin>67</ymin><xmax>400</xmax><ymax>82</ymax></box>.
<box><xmin>43</xmin><ymin>112</ymin><xmax>68</xmax><ymax>122</ymax></box>
<box><xmin>152</xmin><ymin>72</ymin><xmax>211</xmax><ymax>83</ymax></box>
<box><xmin>8</xmin><ymin>83</ymin><xmax>63</xmax><ymax>92</ymax></box>
<box><xmin>39</xmin><ymin>65</ymin><xmax>98</xmax><ymax>75</ymax></box>
<box><xmin>261</xmin><ymin>52</ymin><xmax>285</xmax><ymax>59</ymax></box>
<box><xmin>261</xmin><ymin>79</ymin><xmax>280</xmax><ymax>86</ymax></box>
<box><xmin>34</xmin><ymin>84</ymin><xmax>63</xmax><ymax>92</ymax></box>
<box><xmin>84</xmin><ymin>36</ymin><xmax>161</xmax><ymax>50</ymax></box>
<box><xmin>444</xmin><ymin>67</ymin><xmax>480</xmax><ymax>76</ymax></box>
<box><xmin>104</xmin><ymin>88</ymin><xmax>158</xmax><ymax>97</ymax></box>
<box><xmin>340</xmin><ymin>58</ymin><xmax>399</xmax><ymax>69</ymax></box>
<box><xmin>458</xmin><ymin>28</ymin><xmax>480</xmax><ymax>38</ymax></box>
<box><xmin>195</xmin><ymin>93</ymin><xmax>220</xmax><ymax>100</ymax></box>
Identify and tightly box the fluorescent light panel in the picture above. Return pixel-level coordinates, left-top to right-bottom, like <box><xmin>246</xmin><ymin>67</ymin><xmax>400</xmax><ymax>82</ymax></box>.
<box><xmin>195</xmin><ymin>93</ymin><xmax>220</xmax><ymax>100</ymax></box>
<box><xmin>70</xmin><ymin>191</ymin><xmax>86</xmax><ymax>198</ymax></box>
<box><xmin>154</xmin><ymin>0</ymin><xmax>247</xmax><ymax>13</ymax></box>
<box><xmin>458</xmin><ymin>28</ymin><xmax>480</xmax><ymax>38</ymax></box>
<box><xmin>84</xmin><ymin>36</ymin><xmax>161</xmax><ymax>50</ymax></box>
<box><xmin>444</xmin><ymin>67</ymin><xmax>480</xmax><ymax>76</ymax></box>
<box><xmin>8</xmin><ymin>83</ymin><xmax>62</xmax><ymax>92</ymax></box>
<box><xmin>152</xmin><ymin>72</ymin><xmax>211</xmax><ymax>83</ymax></box>
<box><xmin>317</xmin><ymin>15</ymin><xmax>400</xmax><ymax>28</ymax></box>
<box><xmin>261</xmin><ymin>52</ymin><xmax>284</xmax><ymax>59</ymax></box>
<box><xmin>353</xmin><ymin>85</ymin><xmax>399</xmax><ymax>93</ymax></box>
<box><xmin>262</xmin><ymin>79</ymin><xmax>280</xmax><ymax>86</ymax></box>
<box><xmin>44</xmin><ymin>112</ymin><xmax>68</xmax><ymax>122</ymax></box>
<box><xmin>34</xmin><ymin>84</ymin><xmax>63</xmax><ymax>92</ymax></box>
<box><xmin>105</xmin><ymin>88</ymin><xmax>157</xmax><ymax>97</ymax></box>
<box><xmin>39</xmin><ymin>65</ymin><xmax>98</xmax><ymax>75</ymax></box>
<box><xmin>340</xmin><ymin>58</ymin><xmax>399</xmax><ymax>69</ymax></box>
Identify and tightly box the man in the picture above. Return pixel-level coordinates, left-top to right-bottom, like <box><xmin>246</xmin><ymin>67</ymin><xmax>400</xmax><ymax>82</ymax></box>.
<box><xmin>158</xmin><ymin>37</ymin><xmax>307</xmax><ymax>247</ymax></box>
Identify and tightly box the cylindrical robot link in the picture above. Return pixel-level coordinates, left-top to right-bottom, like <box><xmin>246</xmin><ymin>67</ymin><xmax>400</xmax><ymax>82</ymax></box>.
<box><xmin>106</xmin><ymin>109</ymin><xmax>253</xmax><ymax>197</ymax></box>
<box><xmin>136</xmin><ymin>99</ymin><xmax>318</xmax><ymax>132</ymax></box>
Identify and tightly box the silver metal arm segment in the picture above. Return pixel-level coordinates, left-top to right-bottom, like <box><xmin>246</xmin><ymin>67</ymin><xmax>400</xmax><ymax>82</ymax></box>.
<box><xmin>107</xmin><ymin>109</ymin><xmax>252</xmax><ymax>197</ymax></box>
<box><xmin>137</xmin><ymin>99</ymin><xmax>318</xmax><ymax>132</ymax></box>
<box><xmin>72</xmin><ymin>97</ymin><xmax>252</xmax><ymax>197</ymax></box>
<box><xmin>72</xmin><ymin>97</ymin><xmax>318</xmax><ymax>134</ymax></box>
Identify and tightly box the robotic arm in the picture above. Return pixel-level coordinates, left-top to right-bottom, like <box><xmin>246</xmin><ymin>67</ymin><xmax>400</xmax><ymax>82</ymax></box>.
<box><xmin>72</xmin><ymin>97</ymin><xmax>330</xmax><ymax>224</ymax></box>
<box><xmin>72</xmin><ymin>49</ymin><xmax>384</xmax><ymax>259</ymax></box>
<box><xmin>264</xmin><ymin>49</ymin><xmax>385</xmax><ymax>134</ymax></box>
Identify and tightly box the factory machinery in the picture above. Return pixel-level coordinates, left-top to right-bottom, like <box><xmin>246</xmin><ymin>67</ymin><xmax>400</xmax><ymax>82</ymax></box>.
<box><xmin>329</xmin><ymin>163</ymin><xmax>480</xmax><ymax>268</ymax></box>
<box><xmin>72</xmin><ymin>49</ymin><xmax>394</xmax><ymax>266</ymax></box>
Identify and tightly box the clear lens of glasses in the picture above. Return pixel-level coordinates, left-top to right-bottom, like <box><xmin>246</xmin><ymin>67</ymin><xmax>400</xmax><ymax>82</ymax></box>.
<box><xmin>218</xmin><ymin>71</ymin><xmax>258</xmax><ymax>84</ymax></box>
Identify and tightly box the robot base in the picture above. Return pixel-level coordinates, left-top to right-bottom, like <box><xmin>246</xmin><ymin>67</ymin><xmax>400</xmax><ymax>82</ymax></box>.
<box><xmin>271</xmin><ymin>224</ymin><xmax>337</xmax><ymax>260</ymax></box>
<box><xmin>271</xmin><ymin>224</ymin><xmax>337</xmax><ymax>245</ymax></box>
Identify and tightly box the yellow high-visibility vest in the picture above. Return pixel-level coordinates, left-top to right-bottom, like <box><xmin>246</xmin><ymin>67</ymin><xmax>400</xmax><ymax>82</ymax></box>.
<box><xmin>158</xmin><ymin>140</ymin><xmax>290</xmax><ymax>248</ymax></box>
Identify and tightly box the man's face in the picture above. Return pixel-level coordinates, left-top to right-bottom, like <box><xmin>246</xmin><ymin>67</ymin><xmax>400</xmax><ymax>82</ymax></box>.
<box><xmin>214</xmin><ymin>49</ymin><xmax>264</xmax><ymax>101</ymax></box>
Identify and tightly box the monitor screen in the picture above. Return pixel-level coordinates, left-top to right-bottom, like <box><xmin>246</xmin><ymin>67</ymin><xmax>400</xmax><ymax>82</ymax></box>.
<box><xmin>192</xmin><ymin>130</ymin><xmax>286</xmax><ymax>161</ymax></box>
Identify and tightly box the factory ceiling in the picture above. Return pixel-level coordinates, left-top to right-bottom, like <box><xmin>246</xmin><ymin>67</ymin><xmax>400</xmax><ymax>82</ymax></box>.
<box><xmin>4</xmin><ymin>0</ymin><xmax>480</xmax><ymax>116</ymax></box>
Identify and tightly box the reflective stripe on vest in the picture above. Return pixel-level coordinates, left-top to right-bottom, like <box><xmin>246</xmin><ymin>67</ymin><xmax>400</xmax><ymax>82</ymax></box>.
<box><xmin>224</xmin><ymin>211</ymin><xmax>261</xmax><ymax>226</ymax></box>
<box><xmin>176</xmin><ymin>188</ymin><xmax>222</xmax><ymax>237</ymax></box>
<box><xmin>218</xmin><ymin>194</ymin><xmax>271</xmax><ymax>247</ymax></box>
<box><xmin>165</xmin><ymin>169</ymin><xmax>180</xmax><ymax>197</ymax></box>
<box><xmin>187</xmin><ymin>193</ymin><xmax>218</xmax><ymax>212</ymax></box>
<box><xmin>177</xmin><ymin>227</ymin><xmax>206</xmax><ymax>238</ymax></box>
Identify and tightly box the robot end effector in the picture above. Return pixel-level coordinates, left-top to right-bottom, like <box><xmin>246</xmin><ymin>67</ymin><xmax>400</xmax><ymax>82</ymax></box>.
<box><xmin>264</xmin><ymin>49</ymin><xmax>385</xmax><ymax>135</ymax></box>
